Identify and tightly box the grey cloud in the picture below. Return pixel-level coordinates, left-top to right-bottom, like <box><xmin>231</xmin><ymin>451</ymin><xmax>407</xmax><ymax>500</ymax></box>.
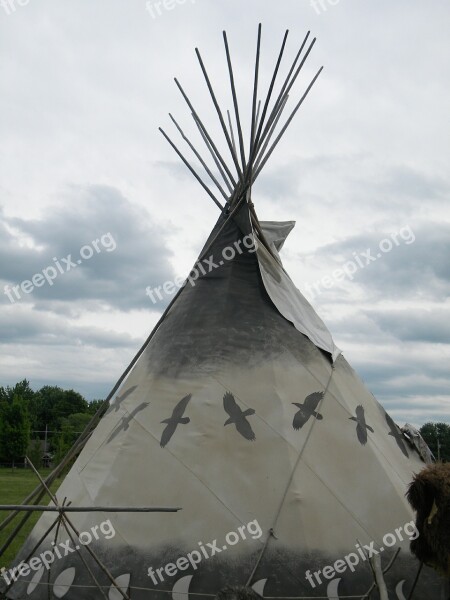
<box><xmin>0</xmin><ymin>309</ymin><xmax>139</xmax><ymax>349</ymax></box>
<box><xmin>153</xmin><ymin>160</ymin><xmax>195</xmax><ymax>181</ymax></box>
<box><xmin>353</xmin><ymin>362</ymin><xmax>450</xmax><ymax>424</ymax></box>
<box><xmin>376</xmin><ymin>165</ymin><xmax>448</xmax><ymax>201</ymax></box>
<box><xmin>255</xmin><ymin>164</ymin><xmax>302</xmax><ymax>200</ymax></box>
<box><xmin>329</xmin><ymin>309</ymin><xmax>450</xmax><ymax>424</ymax></box>
<box><xmin>304</xmin><ymin>221</ymin><xmax>450</xmax><ymax>301</ymax></box>
<box><xmin>0</xmin><ymin>185</ymin><xmax>176</xmax><ymax>310</ymax></box>
<box><xmin>365</xmin><ymin>308</ymin><xmax>450</xmax><ymax>344</ymax></box>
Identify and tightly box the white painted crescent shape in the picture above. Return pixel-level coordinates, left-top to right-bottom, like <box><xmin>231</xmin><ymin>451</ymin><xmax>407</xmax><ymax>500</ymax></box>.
<box><xmin>109</xmin><ymin>573</ymin><xmax>131</xmax><ymax>600</ymax></box>
<box><xmin>251</xmin><ymin>578</ymin><xmax>267</xmax><ymax>596</ymax></box>
<box><xmin>53</xmin><ymin>567</ymin><xmax>76</xmax><ymax>598</ymax></box>
<box><xmin>27</xmin><ymin>566</ymin><xmax>45</xmax><ymax>595</ymax></box>
<box><xmin>327</xmin><ymin>577</ymin><xmax>341</xmax><ymax>600</ymax></box>
<box><xmin>395</xmin><ymin>579</ymin><xmax>407</xmax><ymax>600</ymax></box>
<box><xmin>172</xmin><ymin>574</ymin><xmax>193</xmax><ymax>600</ymax></box>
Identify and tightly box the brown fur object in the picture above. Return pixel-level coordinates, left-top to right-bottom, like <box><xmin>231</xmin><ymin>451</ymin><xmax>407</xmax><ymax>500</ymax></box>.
<box><xmin>216</xmin><ymin>586</ymin><xmax>262</xmax><ymax>600</ymax></box>
<box><xmin>406</xmin><ymin>462</ymin><xmax>450</xmax><ymax>575</ymax></box>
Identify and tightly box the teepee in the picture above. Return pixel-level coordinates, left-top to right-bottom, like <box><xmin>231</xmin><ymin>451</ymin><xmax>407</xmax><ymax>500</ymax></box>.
<box><xmin>0</xmin><ymin>25</ymin><xmax>442</xmax><ymax>600</ymax></box>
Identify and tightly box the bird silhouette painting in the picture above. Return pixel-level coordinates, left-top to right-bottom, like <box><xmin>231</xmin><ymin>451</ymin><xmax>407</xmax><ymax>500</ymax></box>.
<box><xmin>160</xmin><ymin>394</ymin><xmax>192</xmax><ymax>448</ymax></box>
<box><xmin>292</xmin><ymin>391</ymin><xmax>324</xmax><ymax>430</ymax></box>
<box><xmin>106</xmin><ymin>402</ymin><xmax>149</xmax><ymax>444</ymax></box>
<box><xmin>385</xmin><ymin>412</ymin><xmax>408</xmax><ymax>457</ymax></box>
<box><xmin>106</xmin><ymin>385</ymin><xmax>138</xmax><ymax>415</ymax></box>
<box><xmin>349</xmin><ymin>405</ymin><xmax>374</xmax><ymax>446</ymax></box>
<box><xmin>223</xmin><ymin>392</ymin><xmax>256</xmax><ymax>441</ymax></box>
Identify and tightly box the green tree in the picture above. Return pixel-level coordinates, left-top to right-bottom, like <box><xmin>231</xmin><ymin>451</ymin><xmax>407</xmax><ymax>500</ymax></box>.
<box><xmin>0</xmin><ymin>381</ymin><xmax>102</xmax><ymax>465</ymax></box>
<box><xmin>33</xmin><ymin>386</ymin><xmax>88</xmax><ymax>433</ymax></box>
<box><xmin>420</xmin><ymin>422</ymin><xmax>450</xmax><ymax>462</ymax></box>
<box><xmin>0</xmin><ymin>379</ymin><xmax>35</xmax><ymax>422</ymax></box>
<box><xmin>0</xmin><ymin>380</ymin><xmax>34</xmax><ymax>404</ymax></box>
<box><xmin>54</xmin><ymin>413</ymin><xmax>92</xmax><ymax>463</ymax></box>
<box><xmin>0</xmin><ymin>395</ymin><xmax>31</xmax><ymax>464</ymax></box>
<box><xmin>87</xmin><ymin>399</ymin><xmax>104</xmax><ymax>415</ymax></box>
<box><xmin>27</xmin><ymin>438</ymin><xmax>43</xmax><ymax>469</ymax></box>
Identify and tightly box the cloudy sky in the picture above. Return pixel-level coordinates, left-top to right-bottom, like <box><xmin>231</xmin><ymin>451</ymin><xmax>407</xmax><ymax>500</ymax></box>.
<box><xmin>0</xmin><ymin>0</ymin><xmax>449</xmax><ymax>427</ymax></box>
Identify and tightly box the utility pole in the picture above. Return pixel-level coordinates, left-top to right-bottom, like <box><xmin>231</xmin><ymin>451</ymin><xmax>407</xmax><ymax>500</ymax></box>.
<box><xmin>435</xmin><ymin>425</ymin><xmax>441</xmax><ymax>462</ymax></box>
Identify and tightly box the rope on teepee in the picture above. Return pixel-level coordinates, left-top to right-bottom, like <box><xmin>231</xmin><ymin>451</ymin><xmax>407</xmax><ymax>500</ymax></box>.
<box><xmin>245</xmin><ymin>366</ymin><xmax>335</xmax><ymax>588</ymax></box>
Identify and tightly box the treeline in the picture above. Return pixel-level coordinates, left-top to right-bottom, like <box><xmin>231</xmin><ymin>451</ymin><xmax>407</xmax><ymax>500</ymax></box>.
<box><xmin>0</xmin><ymin>380</ymin><xmax>103</xmax><ymax>467</ymax></box>
<box><xmin>419</xmin><ymin>422</ymin><xmax>450</xmax><ymax>462</ymax></box>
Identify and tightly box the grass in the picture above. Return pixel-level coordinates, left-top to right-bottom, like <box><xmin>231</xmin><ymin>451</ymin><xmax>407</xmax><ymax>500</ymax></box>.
<box><xmin>0</xmin><ymin>467</ymin><xmax>61</xmax><ymax>571</ymax></box>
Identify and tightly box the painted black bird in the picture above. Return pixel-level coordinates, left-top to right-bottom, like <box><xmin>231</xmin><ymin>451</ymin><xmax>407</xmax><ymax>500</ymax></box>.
<box><xmin>349</xmin><ymin>405</ymin><xmax>374</xmax><ymax>446</ymax></box>
<box><xmin>292</xmin><ymin>391</ymin><xmax>324</xmax><ymax>430</ymax></box>
<box><xmin>160</xmin><ymin>394</ymin><xmax>192</xmax><ymax>448</ymax></box>
<box><xmin>385</xmin><ymin>412</ymin><xmax>408</xmax><ymax>457</ymax></box>
<box><xmin>106</xmin><ymin>385</ymin><xmax>138</xmax><ymax>414</ymax></box>
<box><xmin>223</xmin><ymin>392</ymin><xmax>256</xmax><ymax>441</ymax></box>
<box><xmin>107</xmin><ymin>402</ymin><xmax>149</xmax><ymax>443</ymax></box>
